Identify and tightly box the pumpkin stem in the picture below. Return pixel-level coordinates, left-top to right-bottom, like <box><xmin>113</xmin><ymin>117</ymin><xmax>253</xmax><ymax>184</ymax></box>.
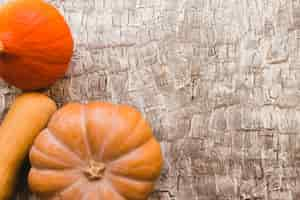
<box><xmin>83</xmin><ymin>160</ymin><xmax>106</xmax><ymax>180</ymax></box>
<box><xmin>0</xmin><ymin>41</ymin><xmax>3</xmax><ymax>53</ymax></box>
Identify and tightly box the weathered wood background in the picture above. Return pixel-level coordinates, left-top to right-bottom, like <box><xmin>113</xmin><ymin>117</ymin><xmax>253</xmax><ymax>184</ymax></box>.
<box><xmin>1</xmin><ymin>0</ymin><xmax>300</xmax><ymax>199</ymax></box>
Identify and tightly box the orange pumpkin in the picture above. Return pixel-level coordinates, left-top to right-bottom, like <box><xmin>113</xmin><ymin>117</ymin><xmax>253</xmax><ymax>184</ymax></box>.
<box><xmin>28</xmin><ymin>102</ymin><xmax>163</xmax><ymax>200</ymax></box>
<box><xmin>0</xmin><ymin>0</ymin><xmax>73</xmax><ymax>90</ymax></box>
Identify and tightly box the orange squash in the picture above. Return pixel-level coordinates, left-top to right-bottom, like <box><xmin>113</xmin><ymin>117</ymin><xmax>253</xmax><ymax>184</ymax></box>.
<box><xmin>0</xmin><ymin>0</ymin><xmax>73</xmax><ymax>90</ymax></box>
<box><xmin>28</xmin><ymin>102</ymin><xmax>163</xmax><ymax>200</ymax></box>
<box><xmin>0</xmin><ymin>93</ymin><xmax>57</xmax><ymax>200</ymax></box>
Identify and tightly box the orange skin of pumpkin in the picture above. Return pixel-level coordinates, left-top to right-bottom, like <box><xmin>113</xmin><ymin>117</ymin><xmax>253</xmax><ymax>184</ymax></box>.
<box><xmin>0</xmin><ymin>0</ymin><xmax>73</xmax><ymax>90</ymax></box>
<box><xmin>28</xmin><ymin>102</ymin><xmax>163</xmax><ymax>200</ymax></box>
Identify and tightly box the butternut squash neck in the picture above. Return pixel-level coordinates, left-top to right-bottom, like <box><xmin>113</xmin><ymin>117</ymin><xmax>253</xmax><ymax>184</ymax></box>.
<box><xmin>0</xmin><ymin>41</ymin><xmax>3</xmax><ymax>53</ymax></box>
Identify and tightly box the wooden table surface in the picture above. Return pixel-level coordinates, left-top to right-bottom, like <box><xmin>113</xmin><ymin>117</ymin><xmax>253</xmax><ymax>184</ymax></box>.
<box><xmin>2</xmin><ymin>0</ymin><xmax>300</xmax><ymax>199</ymax></box>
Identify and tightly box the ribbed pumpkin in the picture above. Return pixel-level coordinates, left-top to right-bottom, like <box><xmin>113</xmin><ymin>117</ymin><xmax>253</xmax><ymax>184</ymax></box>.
<box><xmin>28</xmin><ymin>102</ymin><xmax>163</xmax><ymax>200</ymax></box>
<box><xmin>0</xmin><ymin>0</ymin><xmax>73</xmax><ymax>90</ymax></box>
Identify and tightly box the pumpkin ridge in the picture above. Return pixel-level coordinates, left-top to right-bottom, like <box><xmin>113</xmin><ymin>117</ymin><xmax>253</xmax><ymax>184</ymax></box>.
<box><xmin>106</xmin><ymin>138</ymin><xmax>163</xmax><ymax>182</ymax></box>
<box><xmin>31</xmin><ymin>167</ymin><xmax>81</xmax><ymax>177</ymax></box>
<box><xmin>30</xmin><ymin>146</ymin><xmax>76</xmax><ymax>170</ymax></box>
<box><xmin>33</xmin><ymin>128</ymin><xmax>84</xmax><ymax>167</ymax></box>
<box><xmin>81</xmin><ymin>184</ymin><xmax>98</xmax><ymax>200</ymax></box>
<box><xmin>108</xmin><ymin>116</ymin><xmax>144</xmax><ymax>161</ymax></box>
<box><xmin>28</xmin><ymin>168</ymin><xmax>82</xmax><ymax>195</ymax></box>
<box><xmin>81</xmin><ymin>105</ymin><xmax>92</xmax><ymax>159</ymax></box>
<box><xmin>99</xmin><ymin>106</ymin><xmax>145</xmax><ymax>161</ymax></box>
<box><xmin>45</xmin><ymin>128</ymin><xmax>83</xmax><ymax>164</ymax></box>
<box><xmin>105</xmin><ymin>173</ymin><xmax>154</xmax><ymax>200</ymax></box>
<box><xmin>105</xmin><ymin>171</ymin><xmax>154</xmax><ymax>185</ymax></box>
<box><xmin>56</xmin><ymin>176</ymin><xmax>86</xmax><ymax>198</ymax></box>
<box><xmin>100</xmin><ymin>179</ymin><xmax>127</xmax><ymax>200</ymax></box>
<box><xmin>98</xmin><ymin>105</ymin><xmax>120</xmax><ymax>160</ymax></box>
<box><xmin>106</xmin><ymin>130</ymin><xmax>153</xmax><ymax>164</ymax></box>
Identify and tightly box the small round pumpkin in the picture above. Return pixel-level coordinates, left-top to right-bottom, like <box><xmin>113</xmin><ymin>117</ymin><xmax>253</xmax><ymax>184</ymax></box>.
<box><xmin>28</xmin><ymin>102</ymin><xmax>163</xmax><ymax>200</ymax></box>
<box><xmin>0</xmin><ymin>0</ymin><xmax>73</xmax><ymax>90</ymax></box>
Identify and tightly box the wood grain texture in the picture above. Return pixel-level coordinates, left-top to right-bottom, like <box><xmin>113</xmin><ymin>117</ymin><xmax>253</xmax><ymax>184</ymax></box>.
<box><xmin>0</xmin><ymin>0</ymin><xmax>299</xmax><ymax>199</ymax></box>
